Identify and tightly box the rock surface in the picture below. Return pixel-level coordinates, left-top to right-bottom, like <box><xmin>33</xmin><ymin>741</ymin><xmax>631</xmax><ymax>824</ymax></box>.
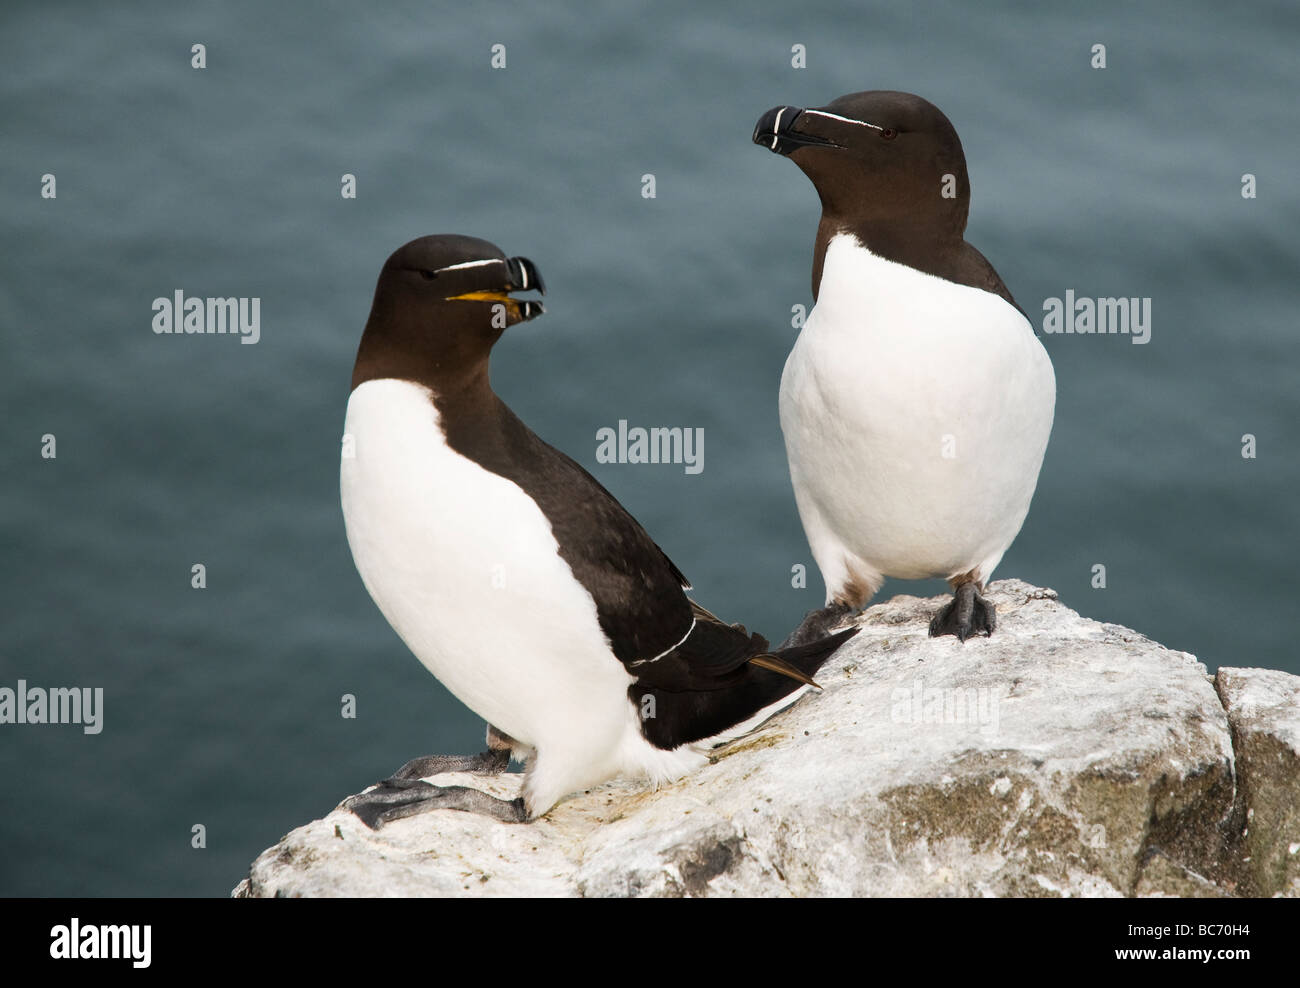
<box><xmin>233</xmin><ymin>580</ymin><xmax>1298</xmax><ymax>898</ymax></box>
<box><xmin>1214</xmin><ymin>667</ymin><xmax>1300</xmax><ymax>897</ymax></box>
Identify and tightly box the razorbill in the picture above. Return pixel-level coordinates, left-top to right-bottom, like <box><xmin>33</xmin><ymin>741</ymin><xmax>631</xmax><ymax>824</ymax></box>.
<box><xmin>339</xmin><ymin>235</ymin><xmax>857</xmax><ymax>826</ymax></box>
<box><xmin>753</xmin><ymin>92</ymin><xmax>1055</xmax><ymax>643</ymax></box>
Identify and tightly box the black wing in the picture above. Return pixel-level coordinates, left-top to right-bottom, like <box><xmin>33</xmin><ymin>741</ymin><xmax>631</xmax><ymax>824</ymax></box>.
<box><xmin>446</xmin><ymin>397</ymin><xmax>698</xmax><ymax>666</ymax></box>
<box><xmin>436</xmin><ymin>394</ymin><xmax>855</xmax><ymax>747</ymax></box>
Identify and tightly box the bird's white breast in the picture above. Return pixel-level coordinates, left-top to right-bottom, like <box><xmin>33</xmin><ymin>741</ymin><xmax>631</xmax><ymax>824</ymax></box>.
<box><xmin>339</xmin><ymin>379</ymin><xmax>636</xmax><ymax>759</ymax></box>
<box><xmin>780</xmin><ymin>233</ymin><xmax>1055</xmax><ymax>593</ymax></box>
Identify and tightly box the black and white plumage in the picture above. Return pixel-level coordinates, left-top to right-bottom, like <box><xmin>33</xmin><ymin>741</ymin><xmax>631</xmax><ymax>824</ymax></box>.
<box><xmin>340</xmin><ymin>235</ymin><xmax>856</xmax><ymax>825</ymax></box>
<box><xmin>754</xmin><ymin>92</ymin><xmax>1056</xmax><ymax>643</ymax></box>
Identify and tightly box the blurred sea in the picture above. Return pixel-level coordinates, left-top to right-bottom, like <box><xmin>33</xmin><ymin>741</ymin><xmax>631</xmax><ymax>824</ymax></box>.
<box><xmin>2</xmin><ymin>0</ymin><xmax>1297</xmax><ymax>895</ymax></box>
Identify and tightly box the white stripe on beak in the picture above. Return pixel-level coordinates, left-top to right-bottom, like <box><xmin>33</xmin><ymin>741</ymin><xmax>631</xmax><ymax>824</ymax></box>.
<box><xmin>435</xmin><ymin>258</ymin><xmax>506</xmax><ymax>273</ymax></box>
<box><xmin>800</xmin><ymin>109</ymin><xmax>885</xmax><ymax>132</ymax></box>
<box><xmin>771</xmin><ymin>106</ymin><xmax>787</xmax><ymax>150</ymax></box>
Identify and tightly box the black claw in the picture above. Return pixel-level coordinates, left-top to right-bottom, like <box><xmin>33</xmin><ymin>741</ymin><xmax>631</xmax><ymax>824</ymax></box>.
<box><xmin>391</xmin><ymin>748</ymin><xmax>510</xmax><ymax>780</ymax></box>
<box><xmin>342</xmin><ymin>779</ymin><xmax>434</xmax><ymax>828</ymax></box>
<box><xmin>340</xmin><ymin>746</ymin><xmax>521</xmax><ymax>829</ymax></box>
<box><xmin>342</xmin><ymin>781</ymin><xmax>527</xmax><ymax>829</ymax></box>
<box><xmin>779</xmin><ymin>601</ymin><xmax>856</xmax><ymax>650</ymax></box>
<box><xmin>929</xmin><ymin>583</ymin><xmax>996</xmax><ymax>642</ymax></box>
<box><xmin>378</xmin><ymin>776</ymin><xmax>437</xmax><ymax>790</ymax></box>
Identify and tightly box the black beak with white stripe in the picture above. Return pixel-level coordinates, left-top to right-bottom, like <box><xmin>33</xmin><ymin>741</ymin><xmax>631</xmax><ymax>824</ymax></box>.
<box><xmin>753</xmin><ymin>105</ymin><xmax>850</xmax><ymax>155</ymax></box>
<box><xmin>439</xmin><ymin>253</ymin><xmax>546</xmax><ymax>323</ymax></box>
<box><xmin>754</xmin><ymin>101</ymin><xmax>904</xmax><ymax>158</ymax></box>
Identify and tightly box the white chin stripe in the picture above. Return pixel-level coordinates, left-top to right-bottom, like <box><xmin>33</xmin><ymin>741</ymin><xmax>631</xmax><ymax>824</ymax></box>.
<box><xmin>801</xmin><ymin>109</ymin><xmax>884</xmax><ymax>132</ymax></box>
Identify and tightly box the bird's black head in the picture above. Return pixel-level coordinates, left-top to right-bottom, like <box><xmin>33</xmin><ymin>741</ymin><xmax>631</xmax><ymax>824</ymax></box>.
<box><xmin>753</xmin><ymin>91</ymin><xmax>971</xmax><ymax>238</ymax></box>
<box><xmin>353</xmin><ymin>234</ymin><xmax>545</xmax><ymax>391</ymax></box>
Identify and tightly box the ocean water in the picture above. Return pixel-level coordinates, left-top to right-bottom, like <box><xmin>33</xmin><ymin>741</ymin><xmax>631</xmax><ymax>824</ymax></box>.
<box><xmin>2</xmin><ymin>0</ymin><xmax>1297</xmax><ymax>896</ymax></box>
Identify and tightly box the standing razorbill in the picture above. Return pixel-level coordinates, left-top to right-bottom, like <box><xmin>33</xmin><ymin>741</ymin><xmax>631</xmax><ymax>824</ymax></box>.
<box><xmin>752</xmin><ymin>92</ymin><xmax>1055</xmax><ymax>643</ymax></box>
<box><xmin>339</xmin><ymin>235</ymin><xmax>856</xmax><ymax>826</ymax></box>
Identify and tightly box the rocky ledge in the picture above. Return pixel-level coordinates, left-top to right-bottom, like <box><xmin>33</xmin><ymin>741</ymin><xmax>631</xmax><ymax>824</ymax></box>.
<box><xmin>233</xmin><ymin>580</ymin><xmax>1298</xmax><ymax>897</ymax></box>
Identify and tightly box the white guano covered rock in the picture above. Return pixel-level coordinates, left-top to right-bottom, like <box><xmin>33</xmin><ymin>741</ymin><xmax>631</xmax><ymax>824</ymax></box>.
<box><xmin>1214</xmin><ymin>667</ymin><xmax>1300</xmax><ymax>897</ymax></box>
<box><xmin>233</xmin><ymin>580</ymin><xmax>1295</xmax><ymax>898</ymax></box>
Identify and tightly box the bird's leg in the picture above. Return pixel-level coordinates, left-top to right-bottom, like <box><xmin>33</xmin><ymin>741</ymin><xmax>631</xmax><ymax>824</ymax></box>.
<box><xmin>928</xmin><ymin>579</ymin><xmax>996</xmax><ymax>642</ymax></box>
<box><xmin>388</xmin><ymin>749</ymin><xmax>508</xmax><ymax>780</ymax></box>
<box><xmin>343</xmin><ymin>781</ymin><xmax>527</xmax><ymax>828</ymax></box>
<box><xmin>342</xmin><ymin>724</ymin><xmax>528</xmax><ymax>828</ymax></box>
<box><xmin>779</xmin><ymin>601</ymin><xmax>857</xmax><ymax>649</ymax></box>
<box><xmin>386</xmin><ymin>723</ymin><xmax>518</xmax><ymax>779</ymax></box>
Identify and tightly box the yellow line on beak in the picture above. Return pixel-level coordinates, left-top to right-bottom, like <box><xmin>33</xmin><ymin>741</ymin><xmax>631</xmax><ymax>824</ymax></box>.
<box><xmin>446</xmin><ymin>290</ymin><xmax>513</xmax><ymax>302</ymax></box>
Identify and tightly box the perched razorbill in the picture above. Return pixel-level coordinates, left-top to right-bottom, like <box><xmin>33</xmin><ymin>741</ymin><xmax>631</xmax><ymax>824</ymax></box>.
<box><xmin>753</xmin><ymin>92</ymin><xmax>1055</xmax><ymax>643</ymax></box>
<box><xmin>339</xmin><ymin>234</ymin><xmax>857</xmax><ymax>825</ymax></box>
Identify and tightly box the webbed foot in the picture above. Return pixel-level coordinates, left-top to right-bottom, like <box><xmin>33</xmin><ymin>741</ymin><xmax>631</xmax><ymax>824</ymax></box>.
<box><xmin>928</xmin><ymin>582</ymin><xmax>996</xmax><ymax>642</ymax></box>
<box><xmin>779</xmin><ymin>601</ymin><xmax>857</xmax><ymax>649</ymax></box>
<box><xmin>343</xmin><ymin>779</ymin><xmax>527</xmax><ymax>828</ymax></box>
<box><xmin>388</xmin><ymin>748</ymin><xmax>509</xmax><ymax>780</ymax></box>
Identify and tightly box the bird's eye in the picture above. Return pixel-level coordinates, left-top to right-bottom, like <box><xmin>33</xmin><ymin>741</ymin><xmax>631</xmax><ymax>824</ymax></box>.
<box><xmin>418</xmin><ymin>269</ymin><xmax>436</xmax><ymax>281</ymax></box>
<box><xmin>880</xmin><ymin>127</ymin><xmax>898</xmax><ymax>140</ymax></box>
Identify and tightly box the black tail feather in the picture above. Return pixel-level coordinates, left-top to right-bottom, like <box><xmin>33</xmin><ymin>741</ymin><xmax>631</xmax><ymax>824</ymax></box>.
<box><xmin>767</xmin><ymin>625</ymin><xmax>858</xmax><ymax>682</ymax></box>
<box><xmin>632</xmin><ymin>624</ymin><xmax>859</xmax><ymax>750</ymax></box>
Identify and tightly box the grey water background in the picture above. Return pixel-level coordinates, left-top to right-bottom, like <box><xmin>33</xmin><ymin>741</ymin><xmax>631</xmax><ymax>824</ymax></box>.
<box><xmin>2</xmin><ymin>0</ymin><xmax>1297</xmax><ymax>896</ymax></box>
